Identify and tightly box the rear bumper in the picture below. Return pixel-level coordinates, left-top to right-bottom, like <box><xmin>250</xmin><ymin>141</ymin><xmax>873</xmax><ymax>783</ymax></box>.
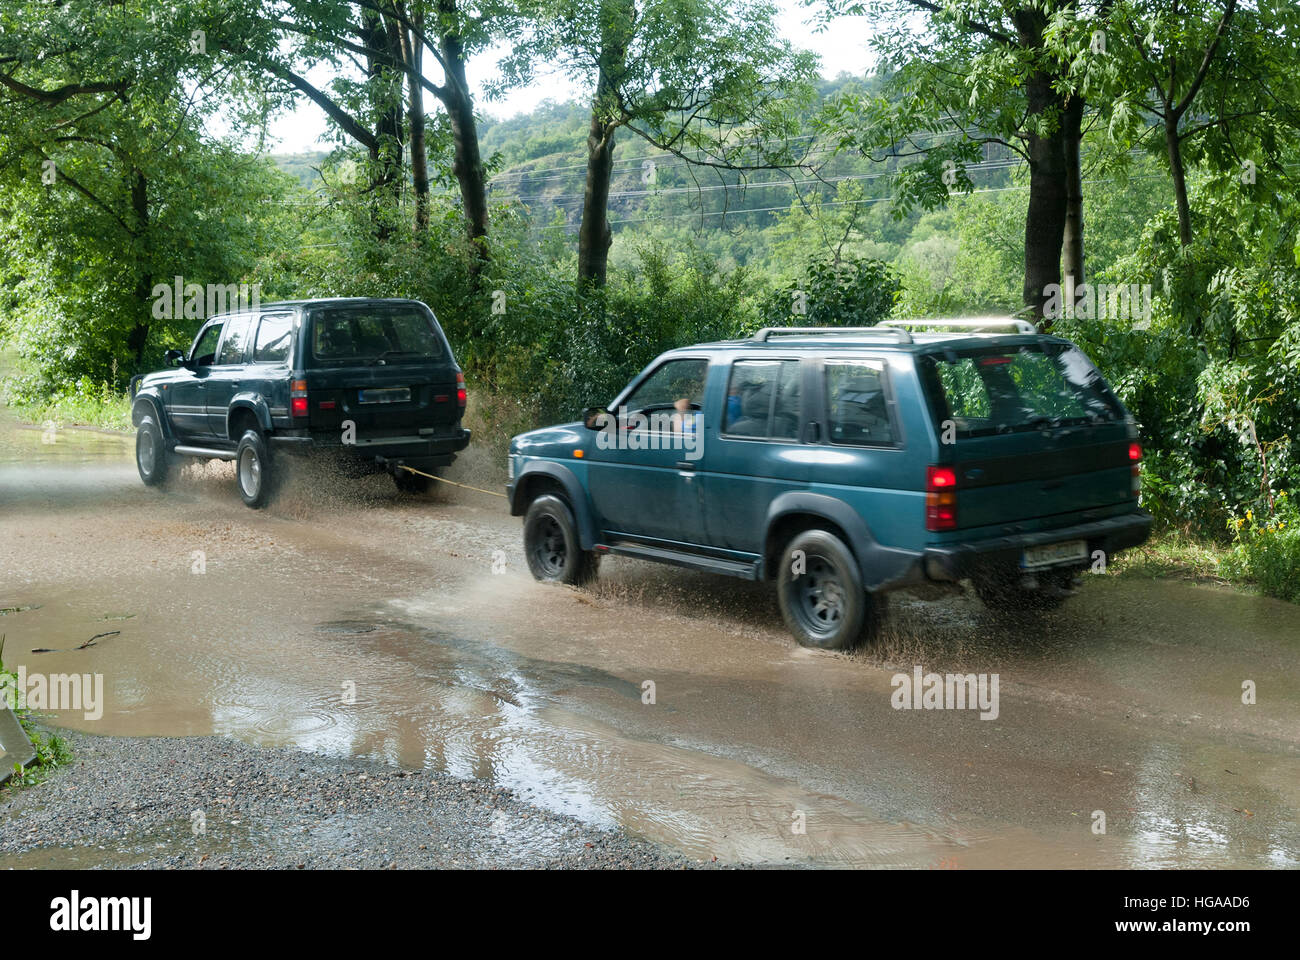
<box><xmin>922</xmin><ymin>510</ymin><xmax>1152</xmax><ymax>581</ymax></box>
<box><xmin>270</xmin><ymin>427</ymin><xmax>471</xmax><ymax>462</ymax></box>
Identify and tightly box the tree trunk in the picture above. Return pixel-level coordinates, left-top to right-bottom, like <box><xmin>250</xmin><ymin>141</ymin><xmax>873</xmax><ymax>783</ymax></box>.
<box><xmin>1165</xmin><ymin>116</ymin><xmax>1193</xmax><ymax>247</ymax></box>
<box><xmin>578</xmin><ymin>113</ymin><xmax>616</xmax><ymax>287</ymax></box>
<box><xmin>128</xmin><ymin>168</ymin><xmax>150</xmax><ymax>370</ymax></box>
<box><xmin>362</xmin><ymin>11</ymin><xmax>406</xmax><ymax>240</ymax></box>
<box><xmin>1021</xmin><ymin>74</ymin><xmax>1070</xmax><ymax>328</ymax></box>
<box><xmin>576</xmin><ymin>0</ymin><xmax>635</xmax><ymax>288</ymax></box>
<box><xmin>434</xmin><ymin>3</ymin><xmax>489</xmax><ymax>265</ymax></box>
<box><xmin>1061</xmin><ymin>93</ymin><xmax>1085</xmax><ymax>307</ymax></box>
<box><xmin>401</xmin><ymin>12</ymin><xmax>429</xmax><ymax>232</ymax></box>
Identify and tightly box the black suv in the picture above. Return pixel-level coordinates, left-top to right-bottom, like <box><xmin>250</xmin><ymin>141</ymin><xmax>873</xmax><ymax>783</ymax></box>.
<box><xmin>130</xmin><ymin>298</ymin><xmax>470</xmax><ymax>507</ymax></box>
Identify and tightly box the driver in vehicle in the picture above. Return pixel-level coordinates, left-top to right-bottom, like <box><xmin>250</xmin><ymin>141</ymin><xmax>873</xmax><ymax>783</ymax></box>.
<box><xmin>671</xmin><ymin>397</ymin><xmax>697</xmax><ymax>434</ymax></box>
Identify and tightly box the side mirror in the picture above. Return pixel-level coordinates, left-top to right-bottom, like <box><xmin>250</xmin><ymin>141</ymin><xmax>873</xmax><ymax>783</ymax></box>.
<box><xmin>164</xmin><ymin>349</ymin><xmax>185</xmax><ymax>367</ymax></box>
<box><xmin>582</xmin><ymin>406</ymin><xmax>611</xmax><ymax>430</ymax></box>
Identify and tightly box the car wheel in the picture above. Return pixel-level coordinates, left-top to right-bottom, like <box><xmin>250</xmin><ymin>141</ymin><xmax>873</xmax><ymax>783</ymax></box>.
<box><xmin>394</xmin><ymin>468</ymin><xmax>434</xmax><ymax>494</ymax></box>
<box><xmin>235</xmin><ymin>429</ymin><xmax>275</xmax><ymax>509</ymax></box>
<box><xmin>777</xmin><ymin>529</ymin><xmax>879</xmax><ymax>650</ymax></box>
<box><xmin>523</xmin><ymin>494</ymin><xmax>598</xmax><ymax>585</ymax></box>
<box><xmin>135</xmin><ymin>415</ymin><xmax>170</xmax><ymax>487</ymax></box>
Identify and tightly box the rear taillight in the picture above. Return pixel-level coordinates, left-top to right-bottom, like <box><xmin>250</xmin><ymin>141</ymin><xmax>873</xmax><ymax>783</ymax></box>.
<box><xmin>926</xmin><ymin>465</ymin><xmax>958</xmax><ymax>531</ymax></box>
<box><xmin>291</xmin><ymin>379</ymin><xmax>308</xmax><ymax>417</ymax></box>
<box><xmin>1129</xmin><ymin>442</ymin><xmax>1142</xmax><ymax>497</ymax></box>
<box><xmin>456</xmin><ymin>371</ymin><xmax>466</xmax><ymax>408</ymax></box>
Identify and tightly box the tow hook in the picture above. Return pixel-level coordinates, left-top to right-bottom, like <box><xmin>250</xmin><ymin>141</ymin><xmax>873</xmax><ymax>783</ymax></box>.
<box><xmin>375</xmin><ymin>455</ymin><xmax>406</xmax><ymax>476</ymax></box>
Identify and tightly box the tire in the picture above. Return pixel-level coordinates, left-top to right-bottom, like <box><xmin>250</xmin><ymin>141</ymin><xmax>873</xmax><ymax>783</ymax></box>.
<box><xmin>135</xmin><ymin>415</ymin><xmax>170</xmax><ymax>487</ymax></box>
<box><xmin>777</xmin><ymin>529</ymin><xmax>883</xmax><ymax>650</ymax></box>
<box><xmin>235</xmin><ymin>429</ymin><xmax>275</xmax><ymax>509</ymax></box>
<box><xmin>393</xmin><ymin>468</ymin><xmax>434</xmax><ymax>494</ymax></box>
<box><xmin>523</xmin><ymin>494</ymin><xmax>598</xmax><ymax>585</ymax></box>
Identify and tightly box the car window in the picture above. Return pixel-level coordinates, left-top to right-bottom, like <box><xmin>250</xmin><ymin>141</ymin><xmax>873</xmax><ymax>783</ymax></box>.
<box><xmin>253</xmin><ymin>314</ymin><xmax>293</xmax><ymax>363</ymax></box>
<box><xmin>826</xmin><ymin>359</ymin><xmax>896</xmax><ymax>446</ymax></box>
<box><xmin>189</xmin><ymin>323</ymin><xmax>222</xmax><ymax>367</ymax></box>
<box><xmin>621</xmin><ymin>358</ymin><xmax>708</xmax><ymax>412</ymax></box>
<box><xmin>920</xmin><ymin>343</ymin><xmax>1123</xmax><ymax>437</ymax></box>
<box><xmin>724</xmin><ymin>359</ymin><xmax>800</xmax><ymax>440</ymax></box>
<box><xmin>215</xmin><ymin>315</ymin><xmax>252</xmax><ymax>365</ymax></box>
<box><xmin>310</xmin><ymin>305</ymin><xmax>442</xmax><ymax>362</ymax></box>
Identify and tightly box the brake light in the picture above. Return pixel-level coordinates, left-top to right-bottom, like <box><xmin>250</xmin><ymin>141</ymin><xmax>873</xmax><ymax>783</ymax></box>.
<box><xmin>291</xmin><ymin>379</ymin><xmax>308</xmax><ymax>418</ymax></box>
<box><xmin>926</xmin><ymin>466</ymin><xmax>958</xmax><ymax>531</ymax></box>
<box><xmin>1129</xmin><ymin>442</ymin><xmax>1142</xmax><ymax>497</ymax></box>
<box><xmin>1128</xmin><ymin>442</ymin><xmax>1142</xmax><ymax>461</ymax></box>
<box><xmin>456</xmin><ymin>371</ymin><xmax>466</xmax><ymax>408</ymax></box>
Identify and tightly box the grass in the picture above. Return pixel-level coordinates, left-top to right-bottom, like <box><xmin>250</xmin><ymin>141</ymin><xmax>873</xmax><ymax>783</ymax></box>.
<box><xmin>6</xmin><ymin>378</ymin><xmax>132</xmax><ymax>432</ymax></box>
<box><xmin>0</xmin><ymin>635</ymin><xmax>74</xmax><ymax>793</ymax></box>
<box><xmin>1108</xmin><ymin>530</ymin><xmax>1233</xmax><ymax>585</ymax></box>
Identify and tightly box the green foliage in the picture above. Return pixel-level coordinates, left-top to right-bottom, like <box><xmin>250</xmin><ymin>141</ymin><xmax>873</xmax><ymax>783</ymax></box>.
<box><xmin>4</xmin><ymin>375</ymin><xmax>131</xmax><ymax>431</ymax></box>
<box><xmin>489</xmin><ymin>239</ymin><xmax>759</xmax><ymax>424</ymax></box>
<box><xmin>1223</xmin><ymin>493</ymin><xmax>1300</xmax><ymax>603</ymax></box>
<box><xmin>757</xmin><ymin>256</ymin><xmax>901</xmax><ymax>330</ymax></box>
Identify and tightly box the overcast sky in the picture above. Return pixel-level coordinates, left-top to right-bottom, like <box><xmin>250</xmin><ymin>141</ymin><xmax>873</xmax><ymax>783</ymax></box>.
<box><xmin>260</xmin><ymin>1</ymin><xmax>874</xmax><ymax>153</ymax></box>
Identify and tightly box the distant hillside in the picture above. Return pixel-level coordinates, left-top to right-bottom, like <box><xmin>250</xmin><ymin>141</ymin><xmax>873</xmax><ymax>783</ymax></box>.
<box><xmin>267</xmin><ymin>72</ymin><xmax>1022</xmax><ymax>278</ymax></box>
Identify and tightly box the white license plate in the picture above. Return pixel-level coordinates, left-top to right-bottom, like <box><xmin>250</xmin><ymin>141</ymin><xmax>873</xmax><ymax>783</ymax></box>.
<box><xmin>1021</xmin><ymin>539</ymin><xmax>1088</xmax><ymax>569</ymax></box>
<box><xmin>357</xmin><ymin>387</ymin><xmax>410</xmax><ymax>404</ymax></box>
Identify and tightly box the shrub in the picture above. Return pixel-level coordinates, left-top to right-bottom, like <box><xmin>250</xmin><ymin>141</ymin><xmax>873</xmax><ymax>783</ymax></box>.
<box><xmin>1223</xmin><ymin>492</ymin><xmax>1300</xmax><ymax>603</ymax></box>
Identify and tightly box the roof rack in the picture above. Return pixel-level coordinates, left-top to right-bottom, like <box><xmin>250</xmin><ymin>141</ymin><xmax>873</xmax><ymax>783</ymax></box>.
<box><xmin>750</xmin><ymin>326</ymin><xmax>914</xmax><ymax>344</ymax></box>
<box><xmin>877</xmin><ymin>318</ymin><xmax>1039</xmax><ymax>335</ymax></box>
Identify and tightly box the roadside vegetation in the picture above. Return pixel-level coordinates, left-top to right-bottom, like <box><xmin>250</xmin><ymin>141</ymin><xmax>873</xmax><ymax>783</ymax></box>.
<box><xmin>0</xmin><ymin>1</ymin><xmax>1296</xmax><ymax>601</ymax></box>
<box><xmin>0</xmin><ymin>636</ymin><xmax>73</xmax><ymax>792</ymax></box>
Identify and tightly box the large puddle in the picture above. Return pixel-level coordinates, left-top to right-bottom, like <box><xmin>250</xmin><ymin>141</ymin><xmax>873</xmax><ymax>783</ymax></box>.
<box><xmin>1</xmin><ymin>411</ymin><xmax>1296</xmax><ymax>867</ymax></box>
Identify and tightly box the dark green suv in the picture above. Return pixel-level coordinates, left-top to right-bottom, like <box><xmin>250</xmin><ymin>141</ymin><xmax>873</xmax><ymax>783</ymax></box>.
<box><xmin>130</xmin><ymin>298</ymin><xmax>470</xmax><ymax>507</ymax></box>
<box><xmin>507</xmin><ymin>319</ymin><xmax>1151</xmax><ymax>649</ymax></box>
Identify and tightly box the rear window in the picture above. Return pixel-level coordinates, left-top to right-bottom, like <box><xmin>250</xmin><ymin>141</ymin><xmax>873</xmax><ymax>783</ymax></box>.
<box><xmin>309</xmin><ymin>305</ymin><xmax>444</xmax><ymax>363</ymax></box>
<box><xmin>826</xmin><ymin>359</ymin><xmax>895</xmax><ymax>445</ymax></box>
<box><xmin>919</xmin><ymin>343</ymin><xmax>1123</xmax><ymax>438</ymax></box>
<box><xmin>253</xmin><ymin>314</ymin><xmax>293</xmax><ymax>363</ymax></box>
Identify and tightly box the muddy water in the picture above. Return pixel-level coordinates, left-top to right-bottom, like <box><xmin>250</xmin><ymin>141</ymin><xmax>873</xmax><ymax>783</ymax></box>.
<box><xmin>1</xmin><ymin>412</ymin><xmax>1296</xmax><ymax>867</ymax></box>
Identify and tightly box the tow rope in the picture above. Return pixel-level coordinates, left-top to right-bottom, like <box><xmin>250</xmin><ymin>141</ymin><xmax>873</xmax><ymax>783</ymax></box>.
<box><xmin>395</xmin><ymin>463</ymin><xmax>508</xmax><ymax>498</ymax></box>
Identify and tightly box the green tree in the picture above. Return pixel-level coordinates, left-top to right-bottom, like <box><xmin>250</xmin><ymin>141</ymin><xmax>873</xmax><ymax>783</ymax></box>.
<box><xmin>506</xmin><ymin>0</ymin><xmax>818</xmax><ymax>286</ymax></box>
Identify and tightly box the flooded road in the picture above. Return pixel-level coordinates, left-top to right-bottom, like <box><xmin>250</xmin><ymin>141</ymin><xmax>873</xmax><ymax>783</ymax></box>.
<box><xmin>1</xmin><ymin>415</ymin><xmax>1296</xmax><ymax>867</ymax></box>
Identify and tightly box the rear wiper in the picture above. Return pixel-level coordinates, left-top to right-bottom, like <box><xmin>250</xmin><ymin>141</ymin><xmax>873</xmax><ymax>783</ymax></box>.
<box><xmin>371</xmin><ymin>350</ymin><xmax>417</xmax><ymax>363</ymax></box>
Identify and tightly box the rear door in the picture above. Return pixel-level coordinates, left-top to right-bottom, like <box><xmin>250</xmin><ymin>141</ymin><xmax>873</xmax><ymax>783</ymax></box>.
<box><xmin>301</xmin><ymin>303</ymin><xmax>461</xmax><ymax>441</ymax></box>
<box><xmin>917</xmin><ymin>340</ymin><xmax>1136</xmax><ymax>534</ymax></box>
<box><xmin>700</xmin><ymin>356</ymin><xmax>808</xmax><ymax>553</ymax></box>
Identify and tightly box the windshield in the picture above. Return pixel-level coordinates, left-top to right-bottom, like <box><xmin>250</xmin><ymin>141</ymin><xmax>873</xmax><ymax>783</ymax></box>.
<box><xmin>919</xmin><ymin>342</ymin><xmax>1123</xmax><ymax>437</ymax></box>
<box><xmin>309</xmin><ymin>305</ymin><xmax>443</xmax><ymax>363</ymax></box>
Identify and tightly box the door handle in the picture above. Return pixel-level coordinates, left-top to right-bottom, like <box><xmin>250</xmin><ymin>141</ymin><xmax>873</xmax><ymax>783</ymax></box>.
<box><xmin>675</xmin><ymin>461</ymin><xmax>696</xmax><ymax>471</ymax></box>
